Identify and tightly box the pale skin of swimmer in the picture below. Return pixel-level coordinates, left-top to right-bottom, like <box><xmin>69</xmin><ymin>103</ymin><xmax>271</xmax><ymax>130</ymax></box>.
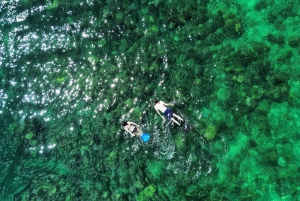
<box><xmin>123</xmin><ymin>121</ymin><xmax>143</xmax><ymax>137</ymax></box>
<box><xmin>154</xmin><ymin>100</ymin><xmax>184</xmax><ymax>126</ymax></box>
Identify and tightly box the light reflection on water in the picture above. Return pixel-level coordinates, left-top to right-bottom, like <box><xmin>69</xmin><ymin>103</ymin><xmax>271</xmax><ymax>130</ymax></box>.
<box><xmin>0</xmin><ymin>0</ymin><xmax>232</xmax><ymax>199</ymax></box>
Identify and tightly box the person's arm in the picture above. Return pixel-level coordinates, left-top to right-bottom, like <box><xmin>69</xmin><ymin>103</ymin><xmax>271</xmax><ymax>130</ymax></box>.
<box><xmin>128</xmin><ymin>121</ymin><xmax>140</xmax><ymax>128</ymax></box>
<box><xmin>160</xmin><ymin>100</ymin><xmax>174</xmax><ymax>107</ymax></box>
<box><xmin>155</xmin><ymin>107</ymin><xmax>165</xmax><ymax>120</ymax></box>
<box><xmin>124</xmin><ymin>128</ymin><xmax>135</xmax><ymax>137</ymax></box>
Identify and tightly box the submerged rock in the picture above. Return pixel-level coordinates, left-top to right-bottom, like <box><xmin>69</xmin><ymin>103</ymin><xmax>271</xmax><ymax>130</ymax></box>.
<box><xmin>204</xmin><ymin>125</ymin><xmax>217</xmax><ymax>140</ymax></box>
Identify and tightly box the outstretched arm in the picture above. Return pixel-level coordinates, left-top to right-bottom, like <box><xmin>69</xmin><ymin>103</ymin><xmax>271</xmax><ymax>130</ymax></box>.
<box><xmin>155</xmin><ymin>108</ymin><xmax>165</xmax><ymax>120</ymax></box>
<box><xmin>124</xmin><ymin>128</ymin><xmax>135</xmax><ymax>137</ymax></box>
<box><xmin>160</xmin><ymin>101</ymin><xmax>174</xmax><ymax>107</ymax></box>
<box><xmin>128</xmin><ymin>121</ymin><xmax>139</xmax><ymax>128</ymax></box>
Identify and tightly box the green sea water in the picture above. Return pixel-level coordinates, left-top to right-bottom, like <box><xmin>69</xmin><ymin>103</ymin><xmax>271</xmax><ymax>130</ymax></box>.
<box><xmin>1</xmin><ymin>0</ymin><xmax>300</xmax><ymax>200</ymax></box>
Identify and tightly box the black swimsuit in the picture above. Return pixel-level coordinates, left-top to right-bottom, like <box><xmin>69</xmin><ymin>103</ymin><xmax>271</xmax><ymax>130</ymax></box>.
<box><xmin>129</xmin><ymin>124</ymin><xmax>137</xmax><ymax>133</ymax></box>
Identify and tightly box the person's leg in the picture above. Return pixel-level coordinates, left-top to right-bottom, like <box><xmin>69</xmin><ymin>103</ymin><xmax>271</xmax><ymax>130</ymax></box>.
<box><xmin>171</xmin><ymin>118</ymin><xmax>181</xmax><ymax>126</ymax></box>
<box><xmin>173</xmin><ymin>113</ymin><xmax>183</xmax><ymax>121</ymax></box>
<box><xmin>136</xmin><ymin>127</ymin><xmax>143</xmax><ymax>136</ymax></box>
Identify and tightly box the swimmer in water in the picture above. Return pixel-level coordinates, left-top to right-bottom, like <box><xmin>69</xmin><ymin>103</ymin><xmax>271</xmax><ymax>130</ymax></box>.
<box><xmin>121</xmin><ymin>121</ymin><xmax>143</xmax><ymax>137</ymax></box>
<box><xmin>153</xmin><ymin>98</ymin><xmax>184</xmax><ymax>126</ymax></box>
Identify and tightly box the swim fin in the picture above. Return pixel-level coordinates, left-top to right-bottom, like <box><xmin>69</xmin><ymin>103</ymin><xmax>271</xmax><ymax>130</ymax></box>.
<box><xmin>181</xmin><ymin>123</ymin><xmax>194</xmax><ymax>133</ymax></box>
<box><xmin>140</xmin><ymin>133</ymin><xmax>150</xmax><ymax>142</ymax></box>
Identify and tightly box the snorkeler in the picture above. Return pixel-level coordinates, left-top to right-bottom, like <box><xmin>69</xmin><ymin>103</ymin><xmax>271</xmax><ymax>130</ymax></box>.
<box><xmin>121</xmin><ymin>121</ymin><xmax>151</xmax><ymax>142</ymax></box>
<box><xmin>121</xmin><ymin>121</ymin><xmax>142</xmax><ymax>137</ymax></box>
<box><xmin>153</xmin><ymin>99</ymin><xmax>184</xmax><ymax>126</ymax></box>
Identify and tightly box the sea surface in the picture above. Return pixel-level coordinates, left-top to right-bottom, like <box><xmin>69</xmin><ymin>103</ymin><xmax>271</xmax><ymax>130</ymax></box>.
<box><xmin>1</xmin><ymin>0</ymin><xmax>300</xmax><ymax>200</ymax></box>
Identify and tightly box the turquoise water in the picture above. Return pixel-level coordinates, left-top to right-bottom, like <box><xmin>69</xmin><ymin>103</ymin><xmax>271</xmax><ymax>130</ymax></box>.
<box><xmin>1</xmin><ymin>0</ymin><xmax>300</xmax><ymax>200</ymax></box>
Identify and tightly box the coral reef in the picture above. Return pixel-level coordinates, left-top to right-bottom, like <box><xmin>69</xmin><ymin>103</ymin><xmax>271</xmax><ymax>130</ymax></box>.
<box><xmin>0</xmin><ymin>0</ymin><xmax>299</xmax><ymax>200</ymax></box>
